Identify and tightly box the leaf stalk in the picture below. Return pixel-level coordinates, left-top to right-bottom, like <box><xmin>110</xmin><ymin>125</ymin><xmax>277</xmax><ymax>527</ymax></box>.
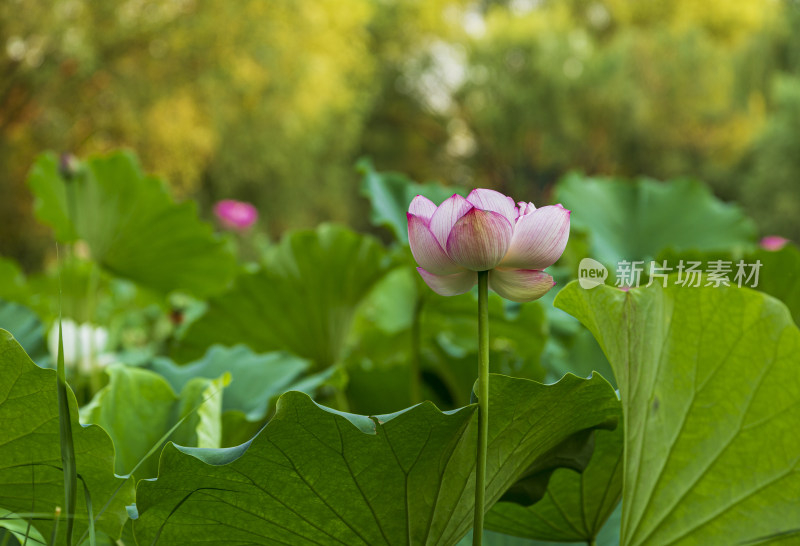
<box><xmin>473</xmin><ymin>270</ymin><xmax>490</xmax><ymax>545</ymax></box>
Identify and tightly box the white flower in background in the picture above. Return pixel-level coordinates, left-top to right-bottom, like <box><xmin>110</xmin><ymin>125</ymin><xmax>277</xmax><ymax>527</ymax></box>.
<box><xmin>48</xmin><ymin>319</ymin><xmax>113</xmax><ymax>374</ymax></box>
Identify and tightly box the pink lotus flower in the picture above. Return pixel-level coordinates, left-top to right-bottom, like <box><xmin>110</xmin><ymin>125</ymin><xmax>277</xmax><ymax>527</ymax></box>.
<box><xmin>407</xmin><ymin>189</ymin><xmax>570</xmax><ymax>302</ymax></box>
<box><xmin>214</xmin><ymin>199</ymin><xmax>258</xmax><ymax>231</ymax></box>
<box><xmin>760</xmin><ymin>235</ymin><xmax>789</xmax><ymax>252</ymax></box>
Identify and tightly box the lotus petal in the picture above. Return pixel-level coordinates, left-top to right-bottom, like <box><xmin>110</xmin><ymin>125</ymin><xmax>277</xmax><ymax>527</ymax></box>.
<box><xmin>429</xmin><ymin>194</ymin><xmax>473</xmax><ymax>248</ymax></box>
<box><xmin>446</xmin><ymin>208</ymin><xmax>513</xmax><ymax>271</ymax></box>
<box><xmin>409</xmin><ymin>195</ymin><xmax>438</xmax><ymax>225</ymax></box>
<box><xmin>489</xmin><ymin>268</ymin><xmax>555</xmax><ymax>303</ymax></box>
<box><xmin>516</xmin><ymin>201</ymin><xmax>535</xmax><ymax>217</ymax></box>
<box><xmin>407</xmin><ymin>213</ymin><xmax>464</xmax><ymax>275</ymax></box>
<box><xmin>501</xmin><ymin>205</ymin><xmax>570</xmax><ymax>269</ymax></box>
<box><xmin>467</xmin><ymin>188</ymin><xmax>518</xmax><ymax>225</ymax></box>
<box><xmin>417</xmin><ymin>267</ymin><xmax>478</xmax><ymax>296</ymax></box>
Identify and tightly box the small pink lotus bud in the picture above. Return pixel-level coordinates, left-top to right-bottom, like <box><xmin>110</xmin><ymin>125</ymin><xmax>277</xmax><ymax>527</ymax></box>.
<box><xmin>214</xmin><ymin>199</ymin><xmax>258</xmax><ymax>231</ymax></box>
<box><xmin>760</xmin><ymin>236</ymin><xmax>789</xmax><ymax>252</ymax></box>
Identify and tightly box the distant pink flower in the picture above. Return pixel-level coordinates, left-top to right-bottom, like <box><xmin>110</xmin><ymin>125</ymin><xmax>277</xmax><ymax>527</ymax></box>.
<box><xmin>407</xmin><ymin>189</ymin><xmax>570</xmax><ymax>303</ymax></box>
<box><xmin>760</xmin><ymin>235</ymin><xmax>789</xmax><ymax>252</ymax></box>
<box><xmin>214</xmin><ymin>199</ymin><xmax>258</xmax><ymax>231</ymax></box>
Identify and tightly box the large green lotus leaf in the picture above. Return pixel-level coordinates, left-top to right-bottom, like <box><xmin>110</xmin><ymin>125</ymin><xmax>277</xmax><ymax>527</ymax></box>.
<box><xmin>457</xmin><ymin>532</ymin><xmax>540</xmax><ymax>546</ymax></box>
<box><xmin>345</xmin><ymin>268</ymin><xmax>549</xmax><ymax>413</ymax></box>
<box><xmin>25</xmin><ymin>259</ymin><xmax>106</xmax><ymax>324</ymax></box>
<box><xmin>555</xmin><ymin>174</ymin><xmax>756</xmax><ymax>266</ymax></box>
<box><xmin>354</xmin><ymin>266</ymin><xmax>420</xmax><ymax>335</ymax></box>
<box><xmin>460</xmin><ymin>505</ymin><xmax>622</xmax><ymax>546</ymax></box>
<box><xmin>485</xmin><ymin>419</ymin><xmax>623</xmax><ymax>542</ymax></box>
<box><xmin>80</xmin><ymin>364</ymin><xmax>225</xmax><ymax>479</ymax></box>
<box><xmin>151</xmin><ymin>345</ymin><xmax>346</xmax><ymax>448</ymax></box>
<box><xmin>459</xmin><ymin>530</ymin><xmax>550</xmax><ymax>546</ymax></box>
<box><xmin>420</xmin><ymin>290</ymin><xmax>548</xmax><ymax>408</ymax></box>
<box><xmin>461</xmin><ymin>504</ymin><xmax>621</xmax><ymax>546</ymax></box>
<box><xmin>3</xmin><ymin>256</ymin><xmax>105</xmax><ymax>326</ymax></box>
<box><xmin>752</xmin><ymin>245</ymin><xmax>800</xmax><ymax>325</ymax></box>
<box><xmin>556</xmin><ymin>281</ymin><xmax>800</xmax><ymax>545</ymax></box>
<box><xmin>424</xmin><ymin>291</ymin><xmax>548</xmax><ymax>382</ymax></box>
<box><xmin>172</xmin><ymin>224</ymin><xmax>394</xmax><ymax>366</ymax></box>
<box><xmin>343</xmin><ymin>268</ymin><xmax>425</xmax><ymax>413</ymax></box>
<box><xmin>344</xmin><ymin>329</ymin><xmax>504</xmax><ymax>415</ymax></box>
<box><xmin>528</xmin><ymin>229</ymin><xmax>615</xmax><ymax>386</ymax></box>
<box><xmin>542</xmin><ymin>323</ymin><xmax>615</xmax><ymax>388</ymax></box>
<box><xmin>656</xmin><ymin>244</ymin><xmax>800</xmax><ymax>327</ymax></box>
<box><xmin>0</xmin><ymin>257</ymin><xmax>28</xmax><ymax>303</ymax></box>
<box><xmin>152</xmin><ymin>345</ymin><xmax>311</xmax><ymax>421</ymax></box>
<box><xmin>27</xmin><ymin>151</ymin><xmax>236</xmax><ymax>297</ymax></box>
<box><xmin>358</xmin><ymin>158</ymin><xmax>462</xmax><ymax>244</ymax></box>
<box><xmin>0</xmin><ymin>330</ymin><xmax>133</xmax><ymax>542</ymax></box>
<box><xmin>0</xmin><ymin>299</ymin><xmax>45</xmax><ymax>363</ymax></box>
<box><xmin>27</xmin><ymin>153</ymin><xmax>75</xmax><ymax>241</ymax></box>
<box><xmin>344</xmin><ymin>326</ymin><xmax>474</xmax><ymax>414</ymax></box>
<box><xmin>346</xmin><ymin>351</ymin><xmax>418</xmax><ymax>414</ymax></box>
<box><xmin>0</xmin><ymin>508</ymin><xmax>48</xmax><ymax>545</ymax></box>
<box><xmin>133</xmin><ymin>373</ymin><xmax>620</xmax><ymax>545</ymax></box>
<box><xmin>212</xmin><ymin>353</ymin><xmax>349</xmax><ymax>447</ymax></box>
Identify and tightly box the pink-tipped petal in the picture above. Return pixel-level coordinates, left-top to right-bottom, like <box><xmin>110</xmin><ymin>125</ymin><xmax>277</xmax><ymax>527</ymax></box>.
<box><xmin>489</xmin><ymin>268</ymin><xmax>555</xmax><ymax>303</ymax></box>
<box><xmin>407</xmin><ymin>213</ymin><xmax>464</xmax><ymax>275</ymax></box>
<box><xmin>446</xmin><ymin>208</ymin><xmax>513</xmax><ymax>271</ymax></box>
<box><xmin>417</xmin><ymin>267</ymin><xmax>478</xmax><ymax>297</ymax></box>
<box><xmin>467</xmin><ymin>188</ymin><xmax>518</xmax><ymax>225</ymax></box>
<box><xmin>500</xmin><ymin>204</ymin><xmax>570</xmax><ymax>269</ymax></box>
<box><xmin>409</xmin><ymin>195</ymin><xmax>438</xmax><ymax>224</ymax></box>
<box><xmin>517</xmin><ymin>201</ymin><xmax>536</xmax><ymax>217</ymax></box>
<box><xmin>760</xmin><ymin>235</ymin><xmax>789</xmax><ymax>251</ymax></box>
<box><xmin>429</xmin><ymin>194</ymin><xmax>473</xmax><ymax>247</ymax></box>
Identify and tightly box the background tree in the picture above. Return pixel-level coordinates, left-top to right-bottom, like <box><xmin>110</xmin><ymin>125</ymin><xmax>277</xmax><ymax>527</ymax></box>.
<box><xmin>1</xmin><ymin>0</ymin><xmax>799</xmax><ymax>270</ymax></box>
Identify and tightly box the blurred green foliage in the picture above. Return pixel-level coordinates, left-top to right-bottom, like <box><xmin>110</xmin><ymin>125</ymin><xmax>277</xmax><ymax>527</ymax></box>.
<box><xmin>0</xmin><ymin>130</ymin><xmax>799</xmax><ymax>543</ymax></box>
<box><xmin>2</xmin><ymin>0</ymin><xmax>799</xmax><ymax>533</ymax></box>
<box><xmin>2</xmin><ymin>0</ymin><xmax>799</xmax><ymax>271</ymax></box>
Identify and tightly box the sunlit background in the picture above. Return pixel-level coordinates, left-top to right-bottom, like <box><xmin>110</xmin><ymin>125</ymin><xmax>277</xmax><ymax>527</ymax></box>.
<box><xmin>1</xmin><ymin>6</ymin><xmax>799</xmax><ymax>543</ymax></box>
<box><xmin>2</xmin><ymin>0</ymin><xmax>799</xmax><ymax>270</ymax></box>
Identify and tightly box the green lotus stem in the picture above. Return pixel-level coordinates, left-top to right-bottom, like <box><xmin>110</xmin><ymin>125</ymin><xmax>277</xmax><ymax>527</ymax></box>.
<box><xmin>473</xmin><ymin>270</ymin><xmax>490</xmax><ymax>546</ymax></box>
<box><xmin>410</xmin><ymin>299</ymin><xmax>423</xmax><ymax>404</ymax></box>
<box><xmin>48</xmin><ymin>506</ymin><xmax>61</xmax><ymax>546</ymax></box>
<box><xmin>56</xmin><ymin>244</ymin><xmax>78</xmax><ymax>546</ymax></box>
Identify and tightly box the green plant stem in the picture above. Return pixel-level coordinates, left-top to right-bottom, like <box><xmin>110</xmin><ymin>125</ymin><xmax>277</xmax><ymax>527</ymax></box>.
<box><xmin>85</xmin><ymin>261</ymin><xmax>102</xmax><ymax>395</ymax></box>
<box><xmin>409</xmin><ymin>298</ymin><xmax>424</xmax><ymax>404</ymax></box>
<box><xmin>56</xmin><ymin>245</ymin><xmax>78</xmax><ymax>546</ymax></box>
<box><xmin>473</xmin><ymin>270</ymin><xmax>490</xmax><ymax>546</ymax></box>
<box><xmin>48</xmin><ymin>507</ymin><xmax>61</xmax><ymax>546</ymax></box>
